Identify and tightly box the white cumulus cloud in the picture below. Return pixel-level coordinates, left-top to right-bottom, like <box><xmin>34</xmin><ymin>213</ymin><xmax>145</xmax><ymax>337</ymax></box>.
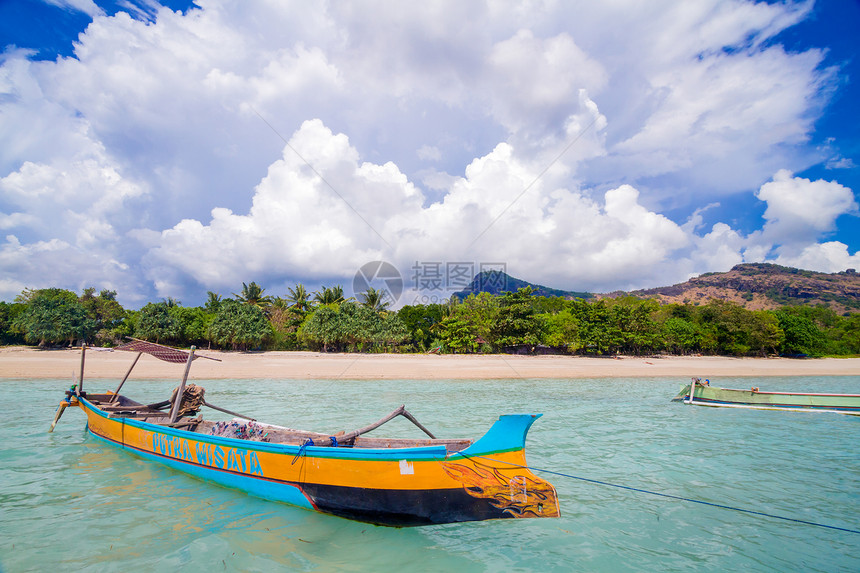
<box><xmin>0</xmin><ymin>0</ymin><xmax>855</xmax><ymax>306</ymax></box>
<box><xmin>756</xmin><ymin>169</ymin><xmax>858</xmax><ymax>244</ymax></box>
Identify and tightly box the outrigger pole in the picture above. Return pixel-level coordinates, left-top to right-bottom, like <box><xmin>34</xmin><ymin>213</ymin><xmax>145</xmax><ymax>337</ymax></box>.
<box><xmin>77</xmin><ymin>343</ymin><xmax>86</xmax><ymax>396</ymax></box>
<box><xmin>337</xmin><ymin>405</ymin><xmax>437</xmax><ymax>442</ymax></box>
<box><xmin>110</xmin><ymin>351</ymin><xmax>143</xmax><ymax>403</ymax></box>
<box><xmin>686</xmin><ymin>377</ymin><xmax>698</xmax><ymax>405</ymax></box>
<box><xmin>168</xmin><ymin>346</ymin><xmax>196</xmax><ymax>424</ymax></box>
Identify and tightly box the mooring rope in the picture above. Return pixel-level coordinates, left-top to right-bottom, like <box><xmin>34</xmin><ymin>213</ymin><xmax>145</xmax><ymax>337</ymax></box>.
<box><xmin>469</xmin><ymin>454</ymin><xmax>860</xmax><ymax>535</ymax></box>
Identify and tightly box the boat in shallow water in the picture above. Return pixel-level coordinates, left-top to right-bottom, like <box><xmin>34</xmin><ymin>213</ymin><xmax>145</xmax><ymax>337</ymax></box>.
<box><xmin>49</xmin><ymin>340</ymin><xmax>560</xmax><ymax>526</ymax></box>
<box><xmin>672</xmin><ymin>377</ymin><xmax>860</xmax><ymax>415</ymax></box>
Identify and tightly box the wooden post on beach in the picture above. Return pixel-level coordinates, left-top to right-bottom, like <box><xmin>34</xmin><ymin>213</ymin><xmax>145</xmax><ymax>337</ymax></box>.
<box><xmin>168</xmin><ymin>346</ymin><xmax>196</xmax><ymax>423</ymax></box>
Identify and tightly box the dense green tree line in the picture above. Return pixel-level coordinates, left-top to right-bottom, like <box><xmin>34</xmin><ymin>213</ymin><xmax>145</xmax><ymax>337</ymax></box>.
<box><xmin>0</xmin><ymin>282</ymin><xmax>407</xmax><ymax>352</ymax></box>
<box><xmin>2</xmin><ymin>284</ymin><xmax>859</xmax><ymax>356</ymax></box>
<box><xmin>396</xmin><ymin>288</ymin><xmax>860</xmax><ymax>357</ymax></box>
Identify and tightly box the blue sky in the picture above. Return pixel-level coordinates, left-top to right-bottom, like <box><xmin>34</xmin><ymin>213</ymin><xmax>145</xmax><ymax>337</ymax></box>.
<box><xmin>1</xmin><ymin>0</ymin><xmax>858</xmax><ymax>308</ymax></box>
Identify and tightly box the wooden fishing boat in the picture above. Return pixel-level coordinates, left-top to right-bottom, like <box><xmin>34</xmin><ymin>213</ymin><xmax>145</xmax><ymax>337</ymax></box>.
<box><xmin>49</xmin><ymin>340</ymin><xmax>560</xmax><ymax>526</ymax></box>
<box><xmin>672</xmin><ymin>377</ymin><xmax>860</xmax><ymax>415</ymax></box>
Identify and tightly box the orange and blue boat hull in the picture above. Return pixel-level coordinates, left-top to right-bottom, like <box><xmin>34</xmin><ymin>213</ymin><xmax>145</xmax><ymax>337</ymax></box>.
<box><xmin>74</xmin><ymin>396</ymin><xmax>560</xmax><ymax>526</ymax></box>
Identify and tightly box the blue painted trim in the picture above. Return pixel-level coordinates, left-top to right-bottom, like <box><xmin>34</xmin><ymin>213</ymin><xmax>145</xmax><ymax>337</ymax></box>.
<box><xmin>79</xmin><ymin>397</ymin><xmax>450</xmax><ymax>461</ymax></box>
<box><xmin>87</xmin><ymin>428</ymin><xmax>317</xmax><ymax>510</ymax></box>
<box><xmin>455</xmin><ymin>414</ymin><xmax>541</xmax><ymax>457</ymax></box>
<box><xmin>80</xmin><ymin>398</ymin><xmax>545</xmax><ymax>465</ymax></box>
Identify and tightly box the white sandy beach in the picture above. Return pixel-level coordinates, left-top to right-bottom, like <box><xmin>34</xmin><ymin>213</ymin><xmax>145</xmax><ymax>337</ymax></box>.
<box><xmin>0</xmin><ymin>346</ymin><xmax>857</xmax><ymax>380</ymax></box>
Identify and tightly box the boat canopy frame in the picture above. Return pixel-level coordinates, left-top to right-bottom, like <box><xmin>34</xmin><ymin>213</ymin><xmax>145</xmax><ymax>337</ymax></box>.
<box><xmin>75</xmin><ymin>340</ymin><xmax>439</xmax><ymax>442</ymax></box>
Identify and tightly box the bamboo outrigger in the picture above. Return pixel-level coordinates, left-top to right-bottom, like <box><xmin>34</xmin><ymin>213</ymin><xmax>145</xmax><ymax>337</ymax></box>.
<box><xmin>49</xmin><ymin>340</ymin><xmax>560</xmax><ymax>526</ymax></box>
<box><xmin>673</xmin><ymin>377</ymin><xmax>860</xmax><ymax>415</ymax></box>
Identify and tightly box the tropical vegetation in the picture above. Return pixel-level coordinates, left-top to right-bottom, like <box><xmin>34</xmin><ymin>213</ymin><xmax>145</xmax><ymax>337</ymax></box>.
<box><xmin>2</xmin><ymin>284</ymin><xmax>859</xmax><ymax>357</ymax></box>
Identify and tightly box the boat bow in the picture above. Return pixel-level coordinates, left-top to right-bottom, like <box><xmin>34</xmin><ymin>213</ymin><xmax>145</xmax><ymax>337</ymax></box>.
<box><xmin>443</xmin><ymin>414</ymin><xmax>560</xmax><ymax>519</ymax></box>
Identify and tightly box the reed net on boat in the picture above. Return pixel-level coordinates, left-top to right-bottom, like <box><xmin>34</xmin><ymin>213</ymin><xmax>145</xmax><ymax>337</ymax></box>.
<box><xmin>114</xmin><ymin>338</ymin><xmax>197</xmax><ymax>364</ymax></box>
<box><xmin>171</xmin><ymin>383</ymin><xmax>206</xmax><ymax>416</ymax></box>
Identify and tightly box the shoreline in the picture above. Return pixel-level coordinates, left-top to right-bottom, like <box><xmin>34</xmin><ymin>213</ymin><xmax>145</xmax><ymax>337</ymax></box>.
<box><xmin>1</xmin><ymin>346</ymin><xmax>858</xmax><ymax>380</ymax></box>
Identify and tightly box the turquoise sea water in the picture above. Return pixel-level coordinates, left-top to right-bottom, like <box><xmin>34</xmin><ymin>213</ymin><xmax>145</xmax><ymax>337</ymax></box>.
<box><xmin>1</xmin><ymin>375</ymin><xmax>858</xmax><ymax>572</ymax></box>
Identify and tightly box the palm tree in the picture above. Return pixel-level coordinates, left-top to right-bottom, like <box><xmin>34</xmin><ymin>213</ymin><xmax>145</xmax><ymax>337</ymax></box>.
<box><xmin>205</xmin><ymin>291</ymin><xmax>222</xmax><ymax>313</ymax></box>
<box><xmin>358</xmin><ymin>287</ymin><xmax>390</xmax><ymax>312</ymax></box>
<box><xmin>286</xmin><ymin>283</ymin><xmax>311</xmax><ymax>312</ymax></box>
<box><xmin>233</xmin><ymin>281</ymin><xmax>273</xmax><ymax>310</ymax></box>
<box><xmin>312</xmin><ymin>285</ymin><xmax>346</xmax><ymax>306</ymax></box>
<box><xmin>329</xmin><ymin>285</ymin><xmax>346</xmax><ymax>302</ymax></box>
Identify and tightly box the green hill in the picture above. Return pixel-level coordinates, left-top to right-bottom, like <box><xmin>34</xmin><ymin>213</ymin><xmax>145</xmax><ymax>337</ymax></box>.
<box><xmin>451</xmin><ymin>271</ymin><xmax>593</xmax><ymax>300</ymax></box>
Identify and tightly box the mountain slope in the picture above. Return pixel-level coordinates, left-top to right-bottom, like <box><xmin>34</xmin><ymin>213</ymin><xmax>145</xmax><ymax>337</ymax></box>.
<box><xmin>616</xmin><ymin>263</ymin><xmax>860</xmax><ymax>314</ymax></box>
